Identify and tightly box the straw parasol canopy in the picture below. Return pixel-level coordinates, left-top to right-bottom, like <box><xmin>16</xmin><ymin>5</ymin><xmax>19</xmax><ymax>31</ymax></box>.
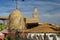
<box><xmin>1</xmin><ymin>29</ymin><xmax>9</xmax><ymax>34</ymax></box>
<box><xmin>24</xmin><ymin>24</ymin><xmax>59</xmax><ymax>33</ymax></box>
<box><xmin>8</xmin><ymin>9</ymin><xmax>26</xmax><ymax>32</ymax></box>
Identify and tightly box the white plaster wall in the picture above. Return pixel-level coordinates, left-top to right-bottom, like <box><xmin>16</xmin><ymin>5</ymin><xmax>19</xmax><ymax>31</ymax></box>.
<box><xmin>27</xmin><ymin>33</ymin><xmax>60</xmax><ymax>40</ymax></box>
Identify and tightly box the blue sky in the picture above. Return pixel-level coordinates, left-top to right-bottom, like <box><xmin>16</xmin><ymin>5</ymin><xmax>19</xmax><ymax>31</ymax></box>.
<box><xmin>0</xmin><ymin>0</ymin><xmax>60</xmax><ymax>25</ymax></box>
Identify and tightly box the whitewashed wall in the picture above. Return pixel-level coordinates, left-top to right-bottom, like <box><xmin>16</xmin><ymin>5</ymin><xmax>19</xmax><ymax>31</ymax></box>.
<box><xmin>26</xmin><ymin>33</ymin><xmax>60</xmax><ymax>40</ymax></box>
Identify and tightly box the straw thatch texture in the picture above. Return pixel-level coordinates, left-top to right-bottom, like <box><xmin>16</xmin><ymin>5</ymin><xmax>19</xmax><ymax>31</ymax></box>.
<box><xmin>24</xmin><ymin>24</ymin><xmax>59</xmax><ymax>33</ymax></box>
<box><xmin>8</xmin><ymin>9</ymin><xmax>26</xmax><ymax>32</ymax></box>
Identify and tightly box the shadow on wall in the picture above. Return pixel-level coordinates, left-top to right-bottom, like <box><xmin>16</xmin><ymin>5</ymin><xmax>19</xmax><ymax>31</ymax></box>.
<box><xmin>26</xmin><ymin>23</ymin><xmax>38</xmax><ymax>29</ymax></box>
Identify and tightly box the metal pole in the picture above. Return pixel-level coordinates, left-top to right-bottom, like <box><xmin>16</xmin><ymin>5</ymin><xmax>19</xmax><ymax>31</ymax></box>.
<box><xmin>3</xmin><ymin>20</ymin><xmax>5</xmax><ymax>25</ymax></box>
<box><xmin>44</xmin><ymin>33</ymin><xmax>46</xmax><ymax>40</ymax></box>
<box><xmin>16</xmin><ymin>0</ymin><xmax>18</xmax><ymax>9</ymax></box>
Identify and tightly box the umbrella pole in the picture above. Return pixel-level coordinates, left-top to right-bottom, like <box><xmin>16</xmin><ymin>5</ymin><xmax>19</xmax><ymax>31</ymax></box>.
<box><xmin>44</xmin><ymin>33</ymin><xmax>46</xmax><ymax>40</ymax></box>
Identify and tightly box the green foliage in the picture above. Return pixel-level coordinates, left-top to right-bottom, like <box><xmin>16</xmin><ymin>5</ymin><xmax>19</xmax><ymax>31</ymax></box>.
<box><xmin>0</xmin><ymin>24</ymin><xmax>7</xmax><ymax>31</ymax></box>
<box><xmin>4</xmin><ymin>35</ymin><xmax>8</xmax><ymax>40</ymax></box>
<box><xmin>10</xmin><ymin>36</ymin><xmax>16</xmax><ymax>40</ymax></box>
<box><xmin>4</xmin><ymin>36</ymin><xmax>16</xmax><ymax>40</ymax></box>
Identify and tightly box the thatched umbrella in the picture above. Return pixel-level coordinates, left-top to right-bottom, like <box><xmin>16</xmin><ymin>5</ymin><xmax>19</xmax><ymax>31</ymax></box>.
<box><xmin>8</xmin><ymin>9</ymin><xmax>26</xmax><ymax>33</ymax></box>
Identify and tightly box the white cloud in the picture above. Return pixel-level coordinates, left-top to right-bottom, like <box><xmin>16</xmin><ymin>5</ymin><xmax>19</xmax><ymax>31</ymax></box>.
<box><xmin>0</xmin><ymin>1</ymin><xmax>60</xmax><ymax>25</ymax></box>
<box><xmin>39</xmin><ymin>12</ymin><xmax>60</xmax><ymax>25</ymax></box>
<box><xmin>0</xmin><ymin>12</ymin><xmax>9</xmax><ymax>16</ymax></box>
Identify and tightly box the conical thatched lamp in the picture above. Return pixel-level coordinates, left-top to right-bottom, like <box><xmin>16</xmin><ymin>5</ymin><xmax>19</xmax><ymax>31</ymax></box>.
<box><xmin>8</xmin><ymin>9</ymin><xmax>26</xmax><ymax>32</ymax></box>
